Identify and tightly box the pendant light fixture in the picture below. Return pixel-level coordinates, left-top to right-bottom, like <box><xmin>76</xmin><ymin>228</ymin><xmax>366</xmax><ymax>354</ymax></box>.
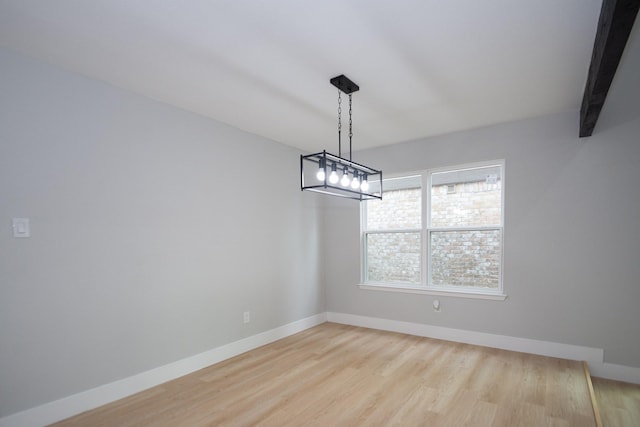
<box><xmin>300</xmin><ymin>75</ymin><xmax>382</xmax><ymax>201</ymax></box>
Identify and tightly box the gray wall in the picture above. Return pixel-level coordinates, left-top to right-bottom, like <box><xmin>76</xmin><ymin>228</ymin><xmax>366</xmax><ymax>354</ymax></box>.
<box><xmin>325</xmin><ymin>22</ymin><xmax>640</xmax><ymax>369</ymax></box>
<box><xmin>0</xmin><ymin>48</ymin><xmax>324</xmax><ymax>417</ymax></box>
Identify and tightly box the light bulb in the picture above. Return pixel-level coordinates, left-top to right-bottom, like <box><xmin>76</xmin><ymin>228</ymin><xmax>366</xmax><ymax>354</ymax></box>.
<box><xmin>316</xmin><ymin>159</ymin><xmax>326</xmax><ymax>181</ymax></box>
<box><xmin>340</xmin><ymin>167</ymin><xmax>350</xmax><ymax>187</ymax></box>
<box><xmin>361</xmin><ymin>176</ymin><xmax>369</xmax><ymax>192</ymax></box>
<box><xmin>328</xmin><ymin>163</ymin><xmax>339</xmax><ymax>184</ymax></box>
<box><xmin>351</xmin><ymin>172</ymin><xmax>360</xmax><ymax>189</ymax></box>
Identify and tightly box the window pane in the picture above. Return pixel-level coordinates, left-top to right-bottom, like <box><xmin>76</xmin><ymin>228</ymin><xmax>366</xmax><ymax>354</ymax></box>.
<box><xmin>430</xmin><ymin>166</ymin><xmax>502</xmax><ymax>227</ymax></box>
<box><xmin>366</xmin><ymin>175</ymin><xmax>421</xmax><ymax>230</ymax></box>
<box><xmin>366</xmin><ymin>232</ymin><xmax>421</xmax><ymax>284</ymax></box>
<box><xmin>430</xmin><ymin>230</ymin><xmax>501</xmax><ymax>289</ymax></box>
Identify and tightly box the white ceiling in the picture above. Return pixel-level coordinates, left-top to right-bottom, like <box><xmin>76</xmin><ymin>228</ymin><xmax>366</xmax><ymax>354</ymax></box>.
<box><xmin>0</xmin><ymin>0</ymin><xmax>602</xmax><ymax>153</ymax></box>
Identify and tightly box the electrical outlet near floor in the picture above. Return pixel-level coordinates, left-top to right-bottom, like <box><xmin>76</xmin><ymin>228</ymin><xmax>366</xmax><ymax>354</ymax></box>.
<box><xmin>243</xmin><ymin>311</ymin><xmax>250</xmax><ymax>324</ymax></box>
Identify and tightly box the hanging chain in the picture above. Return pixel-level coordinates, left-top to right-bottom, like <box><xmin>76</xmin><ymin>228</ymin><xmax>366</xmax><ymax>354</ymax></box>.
<box><xmin>338</xmin><ymin>90</ymin><xmax>342</xmax><ymax>132</ymax></box>
<box><xmin>337</xmin><ymin>90</ymin><xmax>342</xmax><ymax>158</ymax></box>
<box><xmin>348</xmin><ymin>94</ymin><xmax>353</xmax><ymax>140</ymax></box>
<box><xmin>348</xmin><ymin>93</ymin><xmax>353</xmax><ymax>160</ymax></box>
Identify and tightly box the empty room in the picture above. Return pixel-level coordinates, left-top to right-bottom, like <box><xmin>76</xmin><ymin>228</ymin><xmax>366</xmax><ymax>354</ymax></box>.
<box><xmin>1</xmin><ymin>1</ymin><xmax>639</xmax><ymax>426</ymax></box>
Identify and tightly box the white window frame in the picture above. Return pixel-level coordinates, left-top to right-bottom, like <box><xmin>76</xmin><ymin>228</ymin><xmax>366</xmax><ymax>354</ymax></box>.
<box><xmin>359</xmin><ymin>160</ymin><xmax>506</xmax><ymax>301</ymax></box>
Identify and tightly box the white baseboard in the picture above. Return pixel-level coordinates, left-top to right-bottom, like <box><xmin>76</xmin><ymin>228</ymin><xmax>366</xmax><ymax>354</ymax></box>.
<box><xmin>327</xmin><ymin>312</ymin><xmax>640</xmax><ymax>385</ymax></box>
<box><xmin>588</xmin><ymin>361</ymin><xmax>640</xmax><ymax>384</ymax></box>
<box><xmin>0</xmin><ymin>313</ymin><xmax>327</xmax><ymax>427</ymax></box>
<box><xmin>326</xmin><ymin>312</ymin><xmax>604</xmax><ymax>362</ymax></box>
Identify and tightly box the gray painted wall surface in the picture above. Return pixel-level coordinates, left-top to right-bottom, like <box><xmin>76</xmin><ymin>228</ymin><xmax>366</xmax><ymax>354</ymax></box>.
<box><xmin>324</xmin><ymin>23</ymin><xmax>640</xmax><ymax>369</ymax></box>
<box><xmin>0</xmin><ymin>48</ymin><xmax>324</xmax><ymax>417</ymax></box>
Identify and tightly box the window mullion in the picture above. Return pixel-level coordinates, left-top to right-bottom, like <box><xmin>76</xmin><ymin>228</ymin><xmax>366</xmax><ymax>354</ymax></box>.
<box><xmin>364</xmin><ymin>228</ymin><xmax>422</xmax><ymax>235</ymax></box>
<box><xmin>429</xmin><ymin>226</ymin><xmax>502</xmax><ymax>232</ymax></box>
<box><xmin>423</xmin><ymin>173</ymin><xmax>429</xmax><ymax>286</ymax></box>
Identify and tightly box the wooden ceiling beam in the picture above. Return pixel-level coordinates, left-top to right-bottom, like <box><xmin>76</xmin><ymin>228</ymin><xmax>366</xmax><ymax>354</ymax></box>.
<box><xmin>579</xmin><ymin>0</ymin><xmax>639</xmax><ymax>137</ymax></box>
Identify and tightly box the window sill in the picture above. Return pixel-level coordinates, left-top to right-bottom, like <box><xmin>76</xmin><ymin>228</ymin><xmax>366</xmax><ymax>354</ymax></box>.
<box><xmin>357</xmin><ymin>283</ymin><xmax>508</xmax><ymax>301</ymax></box>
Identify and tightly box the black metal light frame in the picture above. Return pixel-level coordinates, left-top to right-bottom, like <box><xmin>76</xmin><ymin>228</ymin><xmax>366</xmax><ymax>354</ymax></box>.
<box><xmin>300</xmin><ymin>150</ymin><xmax>382</xmax><ymax>200</ymax></box>
<box><xmin>300</xmin><ymin>75</ymin><xmax>383</xmax><ymax>201</ymax></box>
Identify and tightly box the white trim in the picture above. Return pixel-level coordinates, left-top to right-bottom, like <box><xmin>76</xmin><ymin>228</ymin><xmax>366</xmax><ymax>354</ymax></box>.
<box><xmin>427</xmin><ymin>159</ymin><xmax>506</xmax><ymax>176</ymax></box>
<box><xmin>326</xmin><ymin>312</ymin><xmax>603</xmax><ymax>362</ymax></box>
<box><xmin>588</xmin><ymin>362</ymin><xmax>640</xmax><ymax>385</ymax></box>
<box><xmin>0</xmin><ymin>313</ymin><xmax>327</xmax><ymax>427</ymax></box>
<box><xmin>358</xmin><ymin>283</ymin><xmax>508</xmax><ymax>300</ymax></box>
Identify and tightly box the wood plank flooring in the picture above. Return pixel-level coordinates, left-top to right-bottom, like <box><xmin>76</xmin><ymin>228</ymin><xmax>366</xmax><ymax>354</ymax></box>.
<box><xmin>592</xmin><ymin>377</ymin><xmax>640</xmax><ymax>427</ymax></box>
<box><xmin>52</xmin><ymin>323</ymin><xmax>597</xmax><ymax>426</ymax></box>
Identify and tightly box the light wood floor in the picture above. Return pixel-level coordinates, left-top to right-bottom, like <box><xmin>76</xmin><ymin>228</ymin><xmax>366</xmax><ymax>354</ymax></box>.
<box><xmin>592</xmin><ymin>376</ymin><xmax>640</xmax><ymax>427</ymax></box>
<box><xmin>53</xmin><ymin>323</ymin><xmax>598</xmax><ymax>426</ymax></box>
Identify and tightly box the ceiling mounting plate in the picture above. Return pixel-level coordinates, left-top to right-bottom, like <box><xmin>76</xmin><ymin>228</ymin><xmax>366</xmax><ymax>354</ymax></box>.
<box><xmin>330</xmin><ymin>74</ymin><xmax>359</xmax><ymax>94</ymax></box>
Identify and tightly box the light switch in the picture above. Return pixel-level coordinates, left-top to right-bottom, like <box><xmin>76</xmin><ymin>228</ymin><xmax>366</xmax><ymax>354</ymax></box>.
<box><xmin>12</xmin><ymin>218</ymin><xmax>30</xmax><ymax>238</ymax></box>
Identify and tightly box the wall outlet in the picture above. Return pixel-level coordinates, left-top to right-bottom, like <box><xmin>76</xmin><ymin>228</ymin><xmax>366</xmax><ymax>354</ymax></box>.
<box><xmin>12</xmin><ymin>218</ymin><xmax>30</xmax><ymax>238</ymax></box>
<box><xmin>243</xmin><ymin>311</ymin><xmax>250</xmax><ymax>324</ymax></box>
<box><xmin>433</xmin><ymin>299</ymin><xmax>441</xmax><ymax>312</ymax></box>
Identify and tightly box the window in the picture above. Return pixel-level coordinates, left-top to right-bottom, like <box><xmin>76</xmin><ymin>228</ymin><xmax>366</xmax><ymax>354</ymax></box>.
<box><xmin>364</xmin><ymin>175</ymin><xmax>422</xmax><ymax>285</ymax></box>
<box><xmin>361</xmin><ymin>161</ymin><xmax>505</xmax><ymax>299</ymax></box>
